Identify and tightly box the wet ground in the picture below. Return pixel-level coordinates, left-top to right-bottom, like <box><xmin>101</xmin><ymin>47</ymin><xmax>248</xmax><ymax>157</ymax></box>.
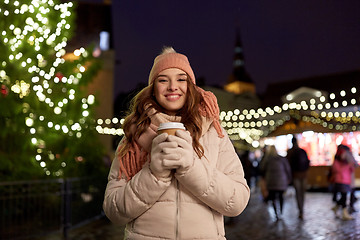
<box><xmin>224</xmin><ymin>188</ymin><xmax>360</xmax><ymax>240</ymax></box>
<box><xmin>43</xmin><ymin>187</ymin><xmax>360</xmax><ymax>240</ymax></box>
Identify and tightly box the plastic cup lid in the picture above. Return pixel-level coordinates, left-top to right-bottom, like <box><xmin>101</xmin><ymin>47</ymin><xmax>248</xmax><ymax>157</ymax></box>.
<box><xmin>157</xmin><ymin>122</ymin><xmax>185</xmax><ymax>131</ymax></box>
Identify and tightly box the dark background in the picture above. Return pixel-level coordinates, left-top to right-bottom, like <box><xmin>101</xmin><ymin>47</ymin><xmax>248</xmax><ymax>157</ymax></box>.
<box><xmin>111</xmin><ymin>0</ymin><xmax>360</xmax><ymax>96</ymax></box>
<box><xmin>76</xmin><ymin>0</ymin><xmax>360</xmax><ymax>97</ymax></box>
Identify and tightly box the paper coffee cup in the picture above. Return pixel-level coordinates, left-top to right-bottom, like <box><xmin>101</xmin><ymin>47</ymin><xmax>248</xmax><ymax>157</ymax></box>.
<box><xmin>157</xmin><ymin>122</ymin><xmax>185</xmax><ymax>135</ymax></box>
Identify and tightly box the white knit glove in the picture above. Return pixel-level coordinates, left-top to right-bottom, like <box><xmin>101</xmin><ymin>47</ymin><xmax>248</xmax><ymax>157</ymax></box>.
<box><xmin>164</xmin><ymin>130</ymin><xmax>194</xmax><ymax>175</ymax></box>
<box><xmin>150</xmin><ymin>133</ymin><xmax>178</xmax><ymax>179</ymax></box>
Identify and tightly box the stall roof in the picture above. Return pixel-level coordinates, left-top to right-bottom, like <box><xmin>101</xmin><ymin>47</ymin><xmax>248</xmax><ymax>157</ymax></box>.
<box><xmin>267</xmin><ymin>117</ymin><xmax>347</xmax><ymax>137</ymax></box>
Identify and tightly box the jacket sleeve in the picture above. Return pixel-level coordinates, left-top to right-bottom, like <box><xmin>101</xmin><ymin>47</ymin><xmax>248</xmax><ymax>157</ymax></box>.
<box><xmin>103</xmin><ymin>155</ymin><xmax>172</xmax><ymax>225</ymax></box>
<box><xmin>175</xmin><ymin>127</ymin><xmax>250</xmax><ymax>217</ymax></box>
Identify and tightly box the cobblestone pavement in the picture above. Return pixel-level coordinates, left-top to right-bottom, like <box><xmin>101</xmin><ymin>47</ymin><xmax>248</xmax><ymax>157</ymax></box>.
<box><xmin>224</xmin><ymin>188</ymin><xmax>360</xmax><ymax>240</ymax></box>
<box><xmin>44</xmin><ymin>188</ymin><xmax>360</xmax><ymax>240</ymax></box>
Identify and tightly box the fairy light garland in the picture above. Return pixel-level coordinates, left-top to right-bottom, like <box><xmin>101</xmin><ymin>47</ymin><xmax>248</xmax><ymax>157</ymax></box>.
<box><xmin>96</xmin><ymin>86</ymin><xmax>360</xmax><ymax>148</ymax></box>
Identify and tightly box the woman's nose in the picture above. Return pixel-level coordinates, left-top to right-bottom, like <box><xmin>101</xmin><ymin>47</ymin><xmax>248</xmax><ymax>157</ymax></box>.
<box><xmin>168</xmin><ymin>80</ymin><xmax>178</xmax><ymax>91</ymax></box>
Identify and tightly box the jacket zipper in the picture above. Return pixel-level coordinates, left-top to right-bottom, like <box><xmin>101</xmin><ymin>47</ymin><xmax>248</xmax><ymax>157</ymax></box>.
<box><xmin>175</xmin><ymin>179</ymin><xmax>179</xmax><ymax>240</ymax></box>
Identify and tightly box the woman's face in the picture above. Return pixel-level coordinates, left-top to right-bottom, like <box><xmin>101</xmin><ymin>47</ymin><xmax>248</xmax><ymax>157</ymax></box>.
<box><xmin>154</xmin><ymin>68</ymin><xmax>188</xmax><ymax>115</ymax></box>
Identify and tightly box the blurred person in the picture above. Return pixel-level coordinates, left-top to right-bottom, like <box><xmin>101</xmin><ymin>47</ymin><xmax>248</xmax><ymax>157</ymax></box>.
<box><xmin>261</xmin><ymin>145</ymin><xmax>292</xmax><ymax>220</ymax></box>
<box><xmin>103</xmin><ymin>47</ymin><xmax>250</xmax><ymax>239</ymax></box>
<box><xmin>286</xmin><ymin>136</ymin><xmax>310</xmax><ymax>219</ymax></box>
<box><xmin>330</xmin><ymin>144</ymin><xmax>355</xmax><ymax>220</ymax></box>
<box><xmin>339</xmin><ymin>145</ymin><xmax>358</xmax><ymax>214</ymax></box>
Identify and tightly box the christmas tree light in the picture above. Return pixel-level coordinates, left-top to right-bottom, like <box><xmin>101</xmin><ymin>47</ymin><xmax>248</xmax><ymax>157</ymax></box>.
<box><xmin>0</xmin><ymin>0</ymin><xmax>105</xmax><ymax>180</ymax></box>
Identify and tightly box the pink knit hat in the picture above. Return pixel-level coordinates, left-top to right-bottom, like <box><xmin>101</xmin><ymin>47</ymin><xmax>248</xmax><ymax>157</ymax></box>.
<box><xmin>148</xmin><ymin>51</ymin><xmax>196</xmax><ymax>85</ymax></box>
<box><xmin>148</xmin><ymin>48</ymin><xmax>224</xmax><ymax>138</ymax></box>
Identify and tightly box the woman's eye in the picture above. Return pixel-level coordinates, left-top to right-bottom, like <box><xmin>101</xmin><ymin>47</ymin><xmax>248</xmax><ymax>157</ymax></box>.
<box><xmin>178</xmin><ymin>78</ymin><xmax>186</xmax><ymax>82</ymax></box>
<box><xmin>158</xmin><ymin>79</ymin><xmax>167</xmax><ymax>83</ymax></box>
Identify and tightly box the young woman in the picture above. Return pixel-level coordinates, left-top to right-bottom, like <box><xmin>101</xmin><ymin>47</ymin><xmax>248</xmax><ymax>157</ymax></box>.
<box><xmin>103</xmin><ymin>47</ymin><xmax>250</xmax><ymax>239</ymax></box>
<box><xmin>330</xmin><ymin>144</ymin><xmax>355</xmax><ymax>220</ymax></box>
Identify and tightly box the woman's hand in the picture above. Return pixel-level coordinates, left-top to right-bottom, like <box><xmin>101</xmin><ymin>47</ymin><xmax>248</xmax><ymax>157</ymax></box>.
<box><xmin>150</xmin><ymin>133</ymin><xmax>178</xmax><ymax>179</ymax></box>
<box><xmin>165</xmin><ymin>130</ymin><xmax>194</xmax><ymax>175</ymax></box>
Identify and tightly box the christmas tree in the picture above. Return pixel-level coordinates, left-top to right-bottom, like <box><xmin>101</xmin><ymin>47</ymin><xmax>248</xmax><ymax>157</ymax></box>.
<box><xmin>0</xmin><ymin>0</ymin><xmax>106</xmax><ymax>180</ymax></box>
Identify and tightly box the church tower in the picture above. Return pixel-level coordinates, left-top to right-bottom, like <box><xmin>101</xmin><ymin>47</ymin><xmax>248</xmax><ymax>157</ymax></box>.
<box><xmin>203</xmin><ymin>28</ymin><xmax>260</xmax><ymax>112</ymax></box>
<box><xmin>224</xmin><ymin>29</ymin><xmax>256</xmax><ymax>94</ymax></box>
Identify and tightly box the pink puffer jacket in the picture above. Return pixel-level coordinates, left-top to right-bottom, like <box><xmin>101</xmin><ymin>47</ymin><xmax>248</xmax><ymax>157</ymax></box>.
<box><xmin>103</xmin><ymin>125</ymin><xmax>250</xmax><ymax>239</ymax></box>
<box><xmin>331</xmin><ymin>159</ymin><xmax>354</xmax><ymax>185</ymax></box>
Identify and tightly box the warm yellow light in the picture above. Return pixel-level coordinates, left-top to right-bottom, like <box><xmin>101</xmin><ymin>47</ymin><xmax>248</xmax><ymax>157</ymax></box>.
<box><xmin>87</xmin><ymin>94</ymin><xmax>95</xmax><ymax>104</ymax></box>
<box><xmin>54</xmin><ymin>107</ymin><xmax>62</xmax><ymax>114</ymax></box>
<box><xmin>82</xmin><ymin>110</ymin><xmax>89</xmax><ymax>117</ymax></box>
<box><xmin>25</xmin><ymin>117</ymin><xmax>34</xmax><ymax>126</ymax></box>
<box><xmin>74</xmin><ymin>49</ymin><xmax>81</xmax><ymax>56</ymax></box>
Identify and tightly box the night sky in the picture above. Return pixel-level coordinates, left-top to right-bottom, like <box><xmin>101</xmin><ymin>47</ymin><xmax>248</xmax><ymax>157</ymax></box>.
<box><xmin>111</xmin><ymin>1</ymin><xmax>360</xmax><ymax>97</ymax></box>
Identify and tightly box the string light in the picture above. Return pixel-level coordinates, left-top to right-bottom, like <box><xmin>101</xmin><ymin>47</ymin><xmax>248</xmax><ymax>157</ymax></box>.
<box><xmin>95</xmin><ymin>84</ymin><xmax>360</xmax><ymax>146</ymax></box>
<box><xmin>0</xmin><ymin>0</ymin><xmax>101</xmax><ymax>177</ymax></box>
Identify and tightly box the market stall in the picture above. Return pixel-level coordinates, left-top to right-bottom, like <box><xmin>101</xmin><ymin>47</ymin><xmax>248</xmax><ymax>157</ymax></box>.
<box><xmin>262</xmin><ymin>119</ymin><xmax>360</xmax><ymax>189</ymax></box>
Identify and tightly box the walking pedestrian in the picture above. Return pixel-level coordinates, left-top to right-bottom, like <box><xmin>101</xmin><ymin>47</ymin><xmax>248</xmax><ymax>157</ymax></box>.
<box><xmin>261</xmin><ymin>145</ymin><xmax>292</xmax><ymax>220</ymax></box>
<box><xmin>103</xmin><ymin>47</ymin><xmax>250</xmax><ymax>239</ymax></box>
<box><xmin>286</xmin><ymin>136</ymin><xmax>310</xmax><ymax>219</ymax></box>
<box><xmin>330</xmin><ymin>144</ymin><xmax>355</xmax><ymax>220</ymax></box>
<box><xmin>337</xmin><ymin>144</ymin><xmax>358</xmax><ymax>214</ymax></box>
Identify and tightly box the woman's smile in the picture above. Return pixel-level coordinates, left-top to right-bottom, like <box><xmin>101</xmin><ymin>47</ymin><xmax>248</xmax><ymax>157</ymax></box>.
<box><xmin>165</xmin><ymin>93</ymin><xmax>182</xmax><ymax>101</ymax></box>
